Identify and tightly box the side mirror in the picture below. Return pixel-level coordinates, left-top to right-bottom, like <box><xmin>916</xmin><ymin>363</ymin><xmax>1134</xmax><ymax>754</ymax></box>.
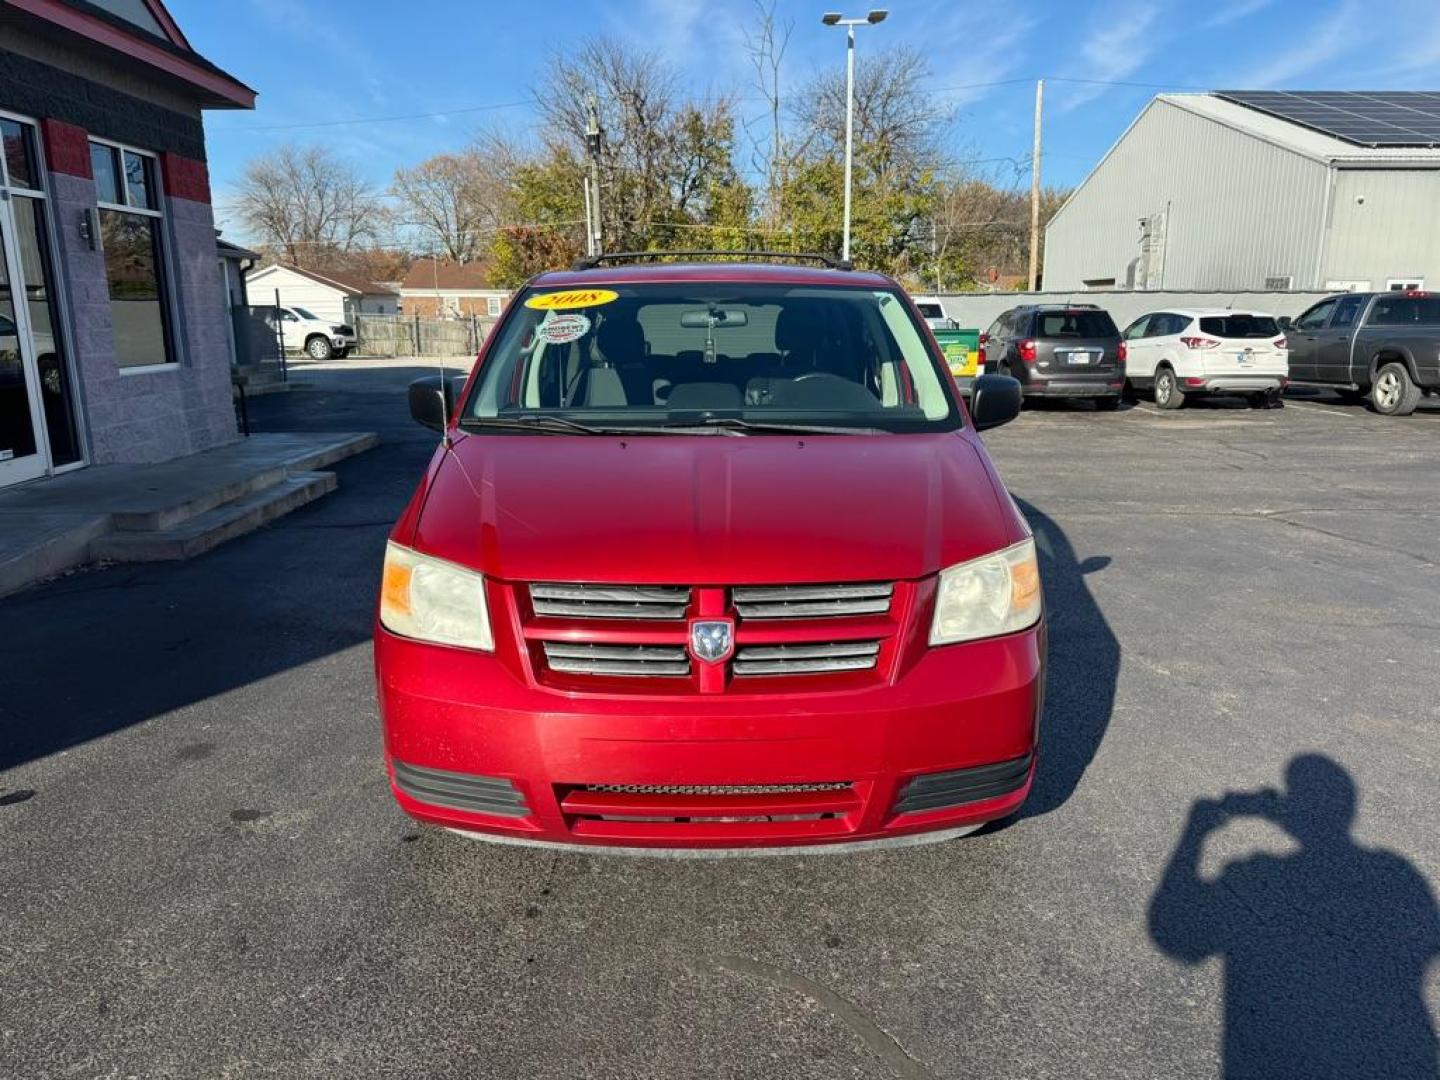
<box><xmin>408</xmin><ymin>375</ymin><xmax>450</xmax><ymax>432</ymax></box>
<box><xmin>1277</xmin><ymin>315</ymin><xmax>1293</xmax><ymax>331</ymax></box>
<box><xmin>969</xmin><ymin>372</ymin><xmax>1022</xmax><ymax>432</ymax></box>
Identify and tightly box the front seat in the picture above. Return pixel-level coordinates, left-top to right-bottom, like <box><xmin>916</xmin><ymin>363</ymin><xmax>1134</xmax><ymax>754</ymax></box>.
<box><xmin>591</xmin><ymin>314</ymin><xmax>651</xmax><ymax>404</ymax></box>
<box><xmin>748</xmin><ymin>303</ymin><xmax>824</xmax><ymax>404</ymax></box>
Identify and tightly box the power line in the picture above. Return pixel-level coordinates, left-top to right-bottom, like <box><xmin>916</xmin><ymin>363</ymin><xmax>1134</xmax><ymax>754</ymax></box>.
<box><xmin>216</xmin><ymin>75</ymin><xmax>1198</xmax><ymax>137</ymax></box>
<box><xmin>220</xmin><ymin>99</ymin><xmax>533</xmax><ymax>133</ymax></box>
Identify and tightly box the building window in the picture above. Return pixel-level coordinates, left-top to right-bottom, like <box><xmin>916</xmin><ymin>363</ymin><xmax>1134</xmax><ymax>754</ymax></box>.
<box><xmin>486</xmin><ymin>295</ymin><xmax>502</xmax><ymax>317</ymax></box>
<box><xmin>91</xmin><ymin>140</ymin><xmax>173</xmax><ymax>369</ymax></box>
<box><xmin>1387</xmin><ymin>278</ymin><xmax>1424</xmax><ymax>292</ymax></box>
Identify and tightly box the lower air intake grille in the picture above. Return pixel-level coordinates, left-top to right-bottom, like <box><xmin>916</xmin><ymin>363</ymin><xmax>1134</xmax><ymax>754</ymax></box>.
<box><xmin>392</xmin><ymin>760</ymin><xmax>528</xmax><ymax>817</ymax></box>
<box><xmin>733</xmin><ymin>583</ymin><xmax>893</xmax><ymax>619</ymax></box>
<box><xmin>543</xmin><ymin>642</ymin><xmax>690</xmax><ymax>677</ymax></box>
<box><xmin>733</xmin><ymin>640</ymin><xmax>881</xmax><ymax>676</ymax></box>
<box><xmin>892</xmin><ymin>753</ymin><xmax>1034</xmax><ymax>815</ymax></box>
<box><xmin>531</xmin><ymin>583</ymin><xmax>691</xmax><ymax>620</ymax></box>
<box><xmin>583</xmin><ymin>782</ymin><xmax>852</xmax><ymax>796</ymax></box>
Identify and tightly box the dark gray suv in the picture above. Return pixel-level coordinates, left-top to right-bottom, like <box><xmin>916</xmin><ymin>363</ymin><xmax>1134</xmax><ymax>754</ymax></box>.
<box><xmin>981</xmin><ymin>304</ymin><xmax>1125</xmax><ymax>409</ymax></box>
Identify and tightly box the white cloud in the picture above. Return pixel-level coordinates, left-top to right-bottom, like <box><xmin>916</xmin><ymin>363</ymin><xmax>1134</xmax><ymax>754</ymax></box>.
<box><xmin>1204</xmin><ymin>0</ymin><xmax>1273</xmax><ymax>29</ymax></box>
<box><xmin>1246</xmin><ymin>0</ymin><xmax>1363</xmax><ymax>88</ymax></box>
<box><xmin>1055</xmin><ymin>0</ymin><xmax>1164</xmax><ymax>113</ymax></box>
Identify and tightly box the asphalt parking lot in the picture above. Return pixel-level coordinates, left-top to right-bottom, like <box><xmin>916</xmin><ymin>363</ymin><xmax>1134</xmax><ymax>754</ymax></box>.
<box><xmin>2</xmin><ymin>362</ymin><xmax>1437</xmax><ymax>1079</ymax></box>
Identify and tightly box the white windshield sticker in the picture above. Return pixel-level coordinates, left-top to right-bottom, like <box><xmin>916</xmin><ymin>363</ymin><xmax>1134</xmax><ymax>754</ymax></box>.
<box><xmin>536</xmin><ymin>311</ymin><xmax>591</xmax><ymax>345</ymax></box>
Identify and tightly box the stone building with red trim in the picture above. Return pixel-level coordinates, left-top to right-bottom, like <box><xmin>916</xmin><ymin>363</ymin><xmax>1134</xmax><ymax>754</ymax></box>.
<box><xmin>0</xmin><ymin>0</ymin><xmax>254</xmax><ymax>487</ymax></box>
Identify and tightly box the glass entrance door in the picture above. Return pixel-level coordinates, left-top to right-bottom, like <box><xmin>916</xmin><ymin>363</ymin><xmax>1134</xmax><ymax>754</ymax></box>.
<box><xmin>0</xmin><ymin>198</ymin><xmax>48</xmax><ymax>486</ymax></box>
<box><xmin>0</xmin><ymin>114</ymin><xmax>80</xmax><ymax>487</ymax></box>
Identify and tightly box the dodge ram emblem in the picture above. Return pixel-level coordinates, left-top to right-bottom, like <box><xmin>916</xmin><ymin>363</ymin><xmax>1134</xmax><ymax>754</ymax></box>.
<box><xmin>690</xmin><ymin>619</ymin><xmax>735</xmax><ymax>664</ymax></box>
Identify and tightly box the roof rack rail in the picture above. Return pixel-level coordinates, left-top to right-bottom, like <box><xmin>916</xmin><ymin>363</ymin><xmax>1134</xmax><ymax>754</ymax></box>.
<box><xmin>570</xmin><ymin>250</ymin><xmax>853</xmax><ymax>272</ymax></box>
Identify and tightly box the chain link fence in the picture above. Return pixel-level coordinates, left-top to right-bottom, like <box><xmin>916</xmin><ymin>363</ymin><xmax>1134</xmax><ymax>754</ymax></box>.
<box><xmin>354</xmin><ymin>314</ymin><xmax>497</xmax><ymax>357</ymax></box>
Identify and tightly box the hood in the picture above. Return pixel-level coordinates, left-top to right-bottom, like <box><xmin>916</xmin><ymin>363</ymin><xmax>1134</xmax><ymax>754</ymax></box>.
<box><xmin>411</xmin><ymin>432</ymin><xmax>1016</xmax><ymax>585</ymax></box>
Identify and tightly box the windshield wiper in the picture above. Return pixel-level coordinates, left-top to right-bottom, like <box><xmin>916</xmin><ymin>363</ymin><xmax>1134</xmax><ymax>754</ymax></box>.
<box><xmin>662</xmin><ymin>417</ymin><xmax>880</xmax><ymax>436</ymax></box>
<box><xmin>459</xmin><ymin>416</ymin><xmax>661</xmax><ymax>436</ymax></box>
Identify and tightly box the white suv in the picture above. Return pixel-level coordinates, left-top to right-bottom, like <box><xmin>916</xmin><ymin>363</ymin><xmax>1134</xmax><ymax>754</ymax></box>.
<box><xmin>267</xmin><ymin>306</ymin><xmax>357</xmax><ymax>360</ymax></box>
<box><xmin>1121</xmin><ymin>309</ymin><xmax>1288</xmax><ymax>409</ymax></box>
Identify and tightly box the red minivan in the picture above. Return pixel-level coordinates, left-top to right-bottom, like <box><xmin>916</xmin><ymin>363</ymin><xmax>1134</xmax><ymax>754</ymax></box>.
<box><xmin>376</xmin><ymin>256</ymin><xmax>1041</xmax><ymax>853</ymax></box>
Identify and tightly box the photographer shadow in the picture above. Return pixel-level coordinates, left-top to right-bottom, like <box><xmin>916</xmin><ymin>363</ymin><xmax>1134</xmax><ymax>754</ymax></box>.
<box><xmin>1148</xmin><ymin>755</ymin><xmax>1439</xmax><ymax>1078</ymax></box>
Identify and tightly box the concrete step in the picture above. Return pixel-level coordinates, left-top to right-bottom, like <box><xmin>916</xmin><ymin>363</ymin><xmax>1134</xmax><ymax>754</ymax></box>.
<box><xmin>109</xmin><ymin>432</ymin><xmax>376</xmax><ymax>532</ymax></box>
<box><xmin>92</xmin><ymin>472</ymin><xmax>337</xmax><ymax>562</ymax></box>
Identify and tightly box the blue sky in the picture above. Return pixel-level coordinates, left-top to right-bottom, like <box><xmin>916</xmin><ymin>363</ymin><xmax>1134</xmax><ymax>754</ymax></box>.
<box><xmin>171</xmin><ymin>0</ymin><xmax>1440</xmax><ymax>241</ymax></box>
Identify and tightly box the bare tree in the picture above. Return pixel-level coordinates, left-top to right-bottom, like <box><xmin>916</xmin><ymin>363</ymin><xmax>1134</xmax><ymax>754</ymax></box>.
<box><xmin>534</xmin><ymin>38</ymin><xmax>738</xmax><ymax>250</ymax></box>
<box><xmin>741</xmin><ymin>0</ymin><xmax>793</xmax><ymax>222</ymax></box>
<box><xmin>392</xmin><ymin>146</ymin><xmax>515</xmax><ymax>263</ymax></box>
<box><xmin>791</xmin><ymin>45</ymin><xmax>946</xmax><ymax>180</ymax></box>
<box><xmin>235</xmin><ymin>145</ymin><xmax>386</xmax><ymax>267</ymax></box>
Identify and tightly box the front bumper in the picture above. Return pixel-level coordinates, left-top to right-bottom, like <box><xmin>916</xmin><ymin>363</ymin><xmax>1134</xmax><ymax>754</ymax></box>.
<box><xmin>375</xmin><ymin>622</ymin><xmax>1045</xmax><ymax>851</ymax></box>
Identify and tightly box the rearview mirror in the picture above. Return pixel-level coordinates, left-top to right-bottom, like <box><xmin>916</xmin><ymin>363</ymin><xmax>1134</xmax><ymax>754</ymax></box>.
<box><xmin>969</xmin><ymin>373</ymin><xmax>1022</xmax><ymax>432</ymax></box>
<box><xmin>409</xmin><ymin>375</ymin><xmax>454</xmax><ymax>432</ymax></box>
<box><xmin>680</xmin><ymin>309</ymin><xmax>749</xmax><ymax>328</ymax></box>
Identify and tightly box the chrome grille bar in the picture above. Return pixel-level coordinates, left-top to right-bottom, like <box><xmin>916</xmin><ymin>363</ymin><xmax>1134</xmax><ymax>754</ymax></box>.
<box><xmin>531</xmin><ymin>583</ymin><xmax>690</xmax><ymax>620</ymax></box>
<box><xmin>733</xmin><ymin>640</ymin><xmax>881</xmax><ymax>676</ymax></box>
<box><xmin>543</xmin><ymin>642</ymin><xmax>690</xmax><ymax>677</ymax></box>
<box><xmin>732</xmin><ymin>583</ymin><xmax>893</xmax><ymax>619</ymax></box>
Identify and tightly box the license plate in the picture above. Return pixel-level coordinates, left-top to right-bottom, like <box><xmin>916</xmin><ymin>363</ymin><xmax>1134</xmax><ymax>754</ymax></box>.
<box><xmin>1235</xmin><ymin>351</ymin><xmax>1254</xmax><ymax>367</ymax></box>
<box><xmin>1065</xmin><ymin>352</ymin><xmax>1093</xmax><ymax>365</ymax></box>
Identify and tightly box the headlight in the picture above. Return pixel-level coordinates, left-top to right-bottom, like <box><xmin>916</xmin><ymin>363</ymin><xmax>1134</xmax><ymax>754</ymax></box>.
<box><xmin>929</xmin><ymin>537</ymin><xmax>1042</xmax><ymax>646</ymax></box>
<box><xmin>380</xmin><ymin>542</ymin><xmax>494</xmax><ymax>651</ymax></box>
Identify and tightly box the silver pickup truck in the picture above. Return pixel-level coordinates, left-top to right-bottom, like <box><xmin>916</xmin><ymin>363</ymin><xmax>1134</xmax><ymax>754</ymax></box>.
<box><xmin>1285</xmin><ymin>291</ymin><xmax>1440</xmax><ymax>416</ymax></box>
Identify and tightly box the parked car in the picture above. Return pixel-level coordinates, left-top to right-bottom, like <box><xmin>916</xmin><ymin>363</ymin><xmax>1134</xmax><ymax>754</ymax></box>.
<box><xmin>1121</xmin><ymin>310</ymin><xmax>1288</xmax><ymax>410</ymax></box>
<box><xmin>911</xmin><ymin>295</ymin><xmax>959</xmax><ymax>331</ymax></box>
<box><xmin>981</xmin><ymin>304</ymin><xmax>1125</xmax><ymax>409</ymax></box>
<box><xmin>376</xmin><ymin>255</ymin><xmax>1040</xmax><ymax>854</ymax></box>
<box><xmin>1283</xmin><ymin>290</ymin><xmax>1440</xmax><ymax>416</ymax></box>
<box><xmin>255</xmin><ymin>305</ymin><xmax>356</xmax><ymax>360</ymax></box>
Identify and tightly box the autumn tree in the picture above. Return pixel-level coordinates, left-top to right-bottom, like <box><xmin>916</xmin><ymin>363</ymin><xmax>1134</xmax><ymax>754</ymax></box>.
<box><xmin>234</xmin><ymin>145</ymin><xmax>386</xmax><ymax>267</ymax></box>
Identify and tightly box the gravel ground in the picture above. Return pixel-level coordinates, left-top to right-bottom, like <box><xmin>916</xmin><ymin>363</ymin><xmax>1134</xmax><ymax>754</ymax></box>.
<box><xmin>1</xmin><ymin>367</ymin><xmax>1436</xmax><ymax>1079</ymax></box>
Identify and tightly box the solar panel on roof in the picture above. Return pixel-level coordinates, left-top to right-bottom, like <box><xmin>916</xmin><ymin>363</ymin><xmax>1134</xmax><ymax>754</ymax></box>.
<box><xmin>1215</xmin><ymin>90</ymin><xmax>1440</xmax><ymax>148</ymax></box>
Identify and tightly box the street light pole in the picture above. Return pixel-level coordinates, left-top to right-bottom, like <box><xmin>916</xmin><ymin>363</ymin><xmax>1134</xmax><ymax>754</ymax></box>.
<box><xmin>822</xmin><ymin>10</ymin><xmax>887</xmax><ymax>265</ymax></box>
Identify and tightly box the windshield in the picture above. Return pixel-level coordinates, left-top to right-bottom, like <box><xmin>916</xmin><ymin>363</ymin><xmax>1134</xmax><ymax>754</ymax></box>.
<box><xmin>1199</xmin><ymin>315</ymin><xmax>1280</xmax><ymax>339</ymax></box>
<box><xmin>292</xmin><ymin>307</ymin><xmax>319</xmax><ymax>321</ymax></box>
<box><xmin>464</xmin><ymin>283</ymin><xmax>959</xmax><ymax>433</ymax></box>
<box><xmin>1036</xmin><ymin>310</ymin><xmax>1118</xmax><ymax>338</ymax></box>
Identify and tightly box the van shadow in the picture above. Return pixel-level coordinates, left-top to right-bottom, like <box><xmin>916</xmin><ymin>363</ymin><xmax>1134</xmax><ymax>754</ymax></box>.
<box><xmin>1013</xmin><ymin>497</ymin><xmax>1120</xmax><ymax>819</ymax></box>
<box><xmin>1148</xmin><ymin>755</ymin><xmax>1439</xmax><ymax>1078</ymax></box>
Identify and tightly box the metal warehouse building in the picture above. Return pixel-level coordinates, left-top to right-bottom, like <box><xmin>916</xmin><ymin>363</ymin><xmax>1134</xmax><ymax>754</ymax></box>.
<box><xmin>1043</xmin><ymin>91</ymin><xmax>1440</xmax><ymax>294</ymax></box>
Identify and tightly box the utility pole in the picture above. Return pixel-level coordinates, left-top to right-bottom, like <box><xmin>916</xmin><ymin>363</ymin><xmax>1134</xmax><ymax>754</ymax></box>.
<box><xmin>584</xmin><ymin>96</ymin><xmax>604</xmax><ymax>257</ymax></box>
<box><xmin>1027</xmin><ymin>78</ymin><xmax>1044</xmax><ymax>292</ymax></box>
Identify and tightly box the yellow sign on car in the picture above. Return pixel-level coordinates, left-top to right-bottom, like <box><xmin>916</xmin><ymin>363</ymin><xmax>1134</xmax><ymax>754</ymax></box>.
<box><xmin>525</xmin><ymin>289</ymin><xmax>620</xmax><ymax>311</ymax></box>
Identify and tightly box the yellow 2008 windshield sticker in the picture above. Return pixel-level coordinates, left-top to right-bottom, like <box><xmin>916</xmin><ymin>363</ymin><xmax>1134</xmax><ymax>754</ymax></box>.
<box><xmin>525</xmin><ymin>288</ymin><xmax>619</xmax><ymax>311</ymax></box>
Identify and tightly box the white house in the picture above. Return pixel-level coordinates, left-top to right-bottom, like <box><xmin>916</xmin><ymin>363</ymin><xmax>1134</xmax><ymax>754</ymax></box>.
<box><xmin>245</xmin><ymin>264</ymin><xmax>400</xmax><ymax>324</ymax></box>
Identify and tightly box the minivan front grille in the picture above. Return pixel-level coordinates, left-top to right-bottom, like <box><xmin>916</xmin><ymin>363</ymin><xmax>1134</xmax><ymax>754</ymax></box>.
<box><xmin>733</xmin><ymin>640</ymin><xmax>881</xmax><ymax>676</ymax></box>
<box><xmin>543</xmin><ymin>642</ymin><xmax>690</xmax><ymax>677</ymax></box>
<box><xmin>732</xmin><ymin>583</ymin><xmax>893</xmax><ymax>619</ymax></box>
<box><xmin>531</xmin><ymin>583</ymin><xmax>691</xmax><ymax>620</ymax></box>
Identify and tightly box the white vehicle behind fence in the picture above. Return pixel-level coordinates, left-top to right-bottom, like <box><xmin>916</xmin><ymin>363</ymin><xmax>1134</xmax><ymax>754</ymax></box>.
<box><xmin>254</xmin><ymin>306</ymin><xmax>357</xmax><ymax>361</ymax></box>
<box><xmin>1121</xmin><ymin>309</ymin><xmax>1288</xmax><ymax>409</ymax></box>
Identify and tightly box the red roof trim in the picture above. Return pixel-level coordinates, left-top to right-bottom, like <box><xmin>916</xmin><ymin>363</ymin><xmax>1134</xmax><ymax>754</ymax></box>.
<box><xmin>8</xmin><ymin>0</ymin><xmax>255</xmax><ymax>108</ymax></box>
<box><xmin>143</xmin><ymin>0</ymin><xmax>191</xmax><ymax>50</ymax></box>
